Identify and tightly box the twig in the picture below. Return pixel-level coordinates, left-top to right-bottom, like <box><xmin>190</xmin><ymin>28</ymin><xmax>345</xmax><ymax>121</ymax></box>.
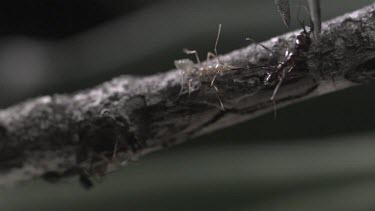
<box><xmin>0</xmin><ymin>4</ymin><xmax>375</xmax><ymax>186</ymax></box>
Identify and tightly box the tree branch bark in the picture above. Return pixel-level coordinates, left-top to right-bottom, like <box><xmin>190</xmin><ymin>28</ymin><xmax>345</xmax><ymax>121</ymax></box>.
<box><xmin>1</xmin><ymin>4</ymin><xmax>375</xmax><ymax>186</ymax></box>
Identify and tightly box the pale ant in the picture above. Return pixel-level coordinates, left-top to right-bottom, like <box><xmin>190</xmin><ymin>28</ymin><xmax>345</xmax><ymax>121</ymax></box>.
<box><xmin>174</xmin><ymin>24</ymin><xmax>241</xmax><ymax>110</ymax></box>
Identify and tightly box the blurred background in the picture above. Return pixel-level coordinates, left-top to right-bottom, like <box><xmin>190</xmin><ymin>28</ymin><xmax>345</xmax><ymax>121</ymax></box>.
<box><xmin>1</xmin><ymin>0</ymin><xmax>375</xmax><ymax>210</ymax></box>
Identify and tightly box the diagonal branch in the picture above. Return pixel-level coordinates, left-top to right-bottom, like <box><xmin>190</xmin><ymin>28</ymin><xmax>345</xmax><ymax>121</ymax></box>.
<box><xmin>0</xmin><ymin>4</ymin><xmax>375</xmax><ymax>187</ymax></box>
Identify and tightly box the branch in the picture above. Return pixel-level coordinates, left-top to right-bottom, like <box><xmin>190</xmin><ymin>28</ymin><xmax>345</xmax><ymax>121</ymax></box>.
<box><xmin>0</xmin><ymin>4</ymin><xmax>375</xmax><ymax>187</ymax></box>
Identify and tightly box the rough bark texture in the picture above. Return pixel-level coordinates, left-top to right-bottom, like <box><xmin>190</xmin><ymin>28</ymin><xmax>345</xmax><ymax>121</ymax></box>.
<box><xmin>0</xmin><ymin>4</ymin><xmax>375</xmax><ymax>187</ymax></box>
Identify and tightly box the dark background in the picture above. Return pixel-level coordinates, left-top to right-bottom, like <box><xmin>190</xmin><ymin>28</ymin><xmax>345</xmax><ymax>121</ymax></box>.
<box><xmin>0</xmin><ymin>0</ymin><xmax>375</xmax><ymax>210</ymax></box>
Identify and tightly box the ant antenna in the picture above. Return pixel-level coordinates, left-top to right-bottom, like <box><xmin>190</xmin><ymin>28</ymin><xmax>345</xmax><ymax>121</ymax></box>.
<box><xmin>210</xmin><ymin>24</ymin><xmax>226</xmax><ymax>111</ymax></box>
<box><xmin>296</xmin><ymin>4</ymin><xmax>313</xmax><ymax>30</ymax></box>
<box><xmin>208</xmin><ymin>24</ymin><xmax>223</xmax><ymax>86</ymax></box>
<box><xmin>296</xmin><ymin>0</ymin><xmax>312</xmax><ymax>23</ymax></box>
<box><xmin>112</xmin><ymin>138</ymin><xmax>119</xmax><ymax>160</ymax></box>
<box><xmin>214</xmin><ymin>24</ymin><xmax>222</xmax><ymax>63</ymax></box>
<box><xmin>246</xmin><ymin>38</ymin><xmax>277</xmax><ymax>60</ymax></box>
<box><xmin>210</xmin><ymin>24</ymin><xmax>223</xmax><ymax>86</ymax></box>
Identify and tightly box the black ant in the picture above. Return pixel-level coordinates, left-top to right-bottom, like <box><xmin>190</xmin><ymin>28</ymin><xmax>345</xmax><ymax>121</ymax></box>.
<box><xmin>246</xmin><ymin>20</ymin><xmax>313</xmax><ymax>118</ymax></box>
<box><xmin>263</xmin><ymin>22</ymin><xmax>313</xmax><ymax>101</ymax></box>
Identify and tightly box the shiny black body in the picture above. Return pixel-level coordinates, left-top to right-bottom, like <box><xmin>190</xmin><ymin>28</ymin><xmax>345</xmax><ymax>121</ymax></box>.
<box><xmin>264</xmin><ymin>25</ymin><xmax>312</xmax><ymax>86</ymax></box>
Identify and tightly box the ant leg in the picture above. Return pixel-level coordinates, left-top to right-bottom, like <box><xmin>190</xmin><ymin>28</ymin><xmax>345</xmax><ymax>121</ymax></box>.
<box><xmin>210</xmin><ymin>69</ymin><xmax>221</xmax><ymax>87</ymax></box>
<box><xmin>209</xmin><ymin>24</ymin><xmax>227</xmax><ymax>96</ymax></box>
<box><xmin>214</xmin><ymin>24</ymin><xmax>222</xmax><ymax>63</ymax></box>
<box><xmin>208</xmin><ymin>49</ymin><xmax>225</xmax><ymax>87</ymax></box>
<box><xmin>212</xmin><ymin>84</ymin><xmax>225</xmax><ymax>110</ymax></box>
<box><xmin>112</xmin><ymin>138</ymin><xmax>119</xmax><ymax>160</ymax></box>
<box><xmin>179</xmin><ymin>70</ymin><xmax>185</xmax><ymax>96</ymax></box>
<box><xmin>79</xmin><ymin>168</ymin><xmax>94</xmax><ymax>189</ymax></box>
<box><xmin>246</xmin><ymin>38</ymin><xmax>276</xmax><ymax>59</ymax></box>
<box><xmin>207</xmin><ymin>50</ymin><xmax>222</xmax><ymax>87</ymax></box>
<box><xmin>270</xmin><ymin>66</ymin><xmax>292</xmax><ymax>119</ymax></box>
<box><xmin>270</xmin><ymin>66</ymin><xmax>293</xmax><ymax>101</ymax></box>
<box><xmin>183</xmin><ymin>49</ymin><xmax>201</xmax><ymax>65</ymax></box>
<box><xmin>188</xmin><ymin>79</ymin><xmax>193</xmax><ymax>95</ymax></box>
<box><xmin>206</xmin><ymin>52</ymin><xmax>217</xmax><ymax>62</ymax></box>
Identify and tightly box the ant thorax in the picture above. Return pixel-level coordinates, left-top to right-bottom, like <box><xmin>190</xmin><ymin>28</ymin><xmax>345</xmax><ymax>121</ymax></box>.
<box><xmin>200</xmin><ymin>62</ymin><xmax>233</xmax><ymax>76</ymax></box>
<box><xmin>174</xmin><ymin>57</ymin><xmax>232</xmax><ymax>94</ymax></box>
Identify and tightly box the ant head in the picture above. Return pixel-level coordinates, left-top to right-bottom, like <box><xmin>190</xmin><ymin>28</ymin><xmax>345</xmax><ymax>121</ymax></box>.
<box><xmin>305</xmin><ymin>24</ymin><xmax>313</xmax><ymax>34</ymax></box>
<box><xmin>298</xmin><ymin>20</ymin><xmax>313</xmax><ymax>36</ymax></box>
